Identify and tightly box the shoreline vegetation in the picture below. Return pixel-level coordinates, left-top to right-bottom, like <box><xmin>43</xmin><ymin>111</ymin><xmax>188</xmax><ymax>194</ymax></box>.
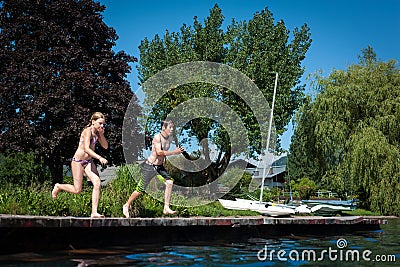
<box><xmin>0</xmin><ymin>163</ymin><xmax>390</xmax><ymax>218</ymax></box>
<box><xmin>0</xmin><ymin>163</ymin><xmax>255</xmax><ymax>218</ymax></box>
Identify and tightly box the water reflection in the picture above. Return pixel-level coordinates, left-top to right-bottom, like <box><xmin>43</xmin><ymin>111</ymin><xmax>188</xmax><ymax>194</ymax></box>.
<box><xmin>0</xmin><ymin>219</ymin><xmax>398</xmax><ymax>266</ymax></box>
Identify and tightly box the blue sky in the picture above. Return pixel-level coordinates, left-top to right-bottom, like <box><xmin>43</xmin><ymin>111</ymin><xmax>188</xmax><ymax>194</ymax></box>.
<box><xmin>99</xmin><ymin>0</ymin><xmax>400</xmax><ymax>150</ymax></box>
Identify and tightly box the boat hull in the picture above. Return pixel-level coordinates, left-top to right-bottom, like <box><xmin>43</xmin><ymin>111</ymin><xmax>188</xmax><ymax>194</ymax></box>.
<box><xmin>302</xmin><ymin>199</ymin><xmax>357</xmax><ymax>215</ymax></box>
<box><xmin>218</xmin><ymin>199</ymin><xmax>296</xmax><ymax>217</ymax></box>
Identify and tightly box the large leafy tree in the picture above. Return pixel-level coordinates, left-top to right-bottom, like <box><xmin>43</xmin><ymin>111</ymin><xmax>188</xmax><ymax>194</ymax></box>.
<box><xmin>137</xmin><ymin>4</ymin><xmax>311</xmax><ymax>183</ymax></box>
<box><xmin>0</xmin><ymin>0</ymin><xmax>140</xmax><ymax>183</ymax></box>
<box><xmin>288</xmin><ymin>47</ymin><xmax>400</xmax><ymax>215</ymax></box>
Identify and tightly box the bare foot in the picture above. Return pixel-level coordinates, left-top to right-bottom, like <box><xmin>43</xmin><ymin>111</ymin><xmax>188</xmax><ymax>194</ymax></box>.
<box><xmin>123</xmin><ymin>204</ymin><xmax>130</xmax><ymax>218</ymax></box>
<box><xmin>51</xmin><ymin>183</ymin><xmax>60</xmax><ymax>199</ymax></box>
<box><xmin>163</xmin><ymin>207</ymin><xmax>176</xmax><ymax>215</ymax></box>
<box><xmin>91</xmin><ymin>213</ymin><xmax>105</xmax><ymax>218</ymax></box>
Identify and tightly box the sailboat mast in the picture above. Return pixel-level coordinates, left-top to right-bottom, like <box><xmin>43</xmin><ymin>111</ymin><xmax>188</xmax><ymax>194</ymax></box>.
<box><xmin>259</xmin><ymin>72</ymin><xmax>278</xmax><ymax>204</ymax></box>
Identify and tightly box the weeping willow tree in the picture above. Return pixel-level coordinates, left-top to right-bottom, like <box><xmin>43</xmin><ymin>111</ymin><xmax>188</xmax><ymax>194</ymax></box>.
<box><xmin>288</xmin><ymin>47</ymin><xmax>400</xmax><ymax>215</ymax></box>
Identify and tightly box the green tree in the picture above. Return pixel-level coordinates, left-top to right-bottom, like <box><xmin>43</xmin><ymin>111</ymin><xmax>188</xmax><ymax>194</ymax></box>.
<box><xmin>288</xmin><ymin>47</ymin><xmax>400</xmax><ymax>215</ymax></box>
<box><xmin>138</xmin><ymin>4</ymin><xmax>311</xmax><ymax>182</ymax></box>
<box><xmin>287</xmin><ymin>96</ymin><xmax>324</xmax><ymax>184</ymax></box>
<box><xmin>0</xmin><ymin>152</ymin><xmax>51</xmax><ymax>186</ymax></box>
<box><xmin>0</xmin><ymin>0</ymin><xmax>141</xmax><ymax>183</ymax></box>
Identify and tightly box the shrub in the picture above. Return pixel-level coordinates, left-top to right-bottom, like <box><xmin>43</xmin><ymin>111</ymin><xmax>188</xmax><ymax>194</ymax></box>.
<box><xmin>0</xmin><ymin>152</ymin><xmax>51</xmax><ymax>186</ymax></box>
<box><xmin>100</xmin><ymin>163</ymin><xmax>143</xmax><ymax>217</ymax></box>
<box><xmin>290</xmin><ymin>177</ymin><xmax>316</xmax><ymax>200</ymax></box>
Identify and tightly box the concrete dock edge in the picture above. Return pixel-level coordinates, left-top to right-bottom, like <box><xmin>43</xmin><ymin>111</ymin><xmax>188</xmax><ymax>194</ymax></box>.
<box><xmin>0</xmin><ymin>214</ymin><xmax>393</xmax><ymax>254</ymax></box>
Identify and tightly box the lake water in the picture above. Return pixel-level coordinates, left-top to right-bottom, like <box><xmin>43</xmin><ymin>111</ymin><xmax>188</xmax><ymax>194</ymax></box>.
<box><xmin>0</xmin><ymin>219</ymin><xmax>399</xmax><ymax>266</ymax></box>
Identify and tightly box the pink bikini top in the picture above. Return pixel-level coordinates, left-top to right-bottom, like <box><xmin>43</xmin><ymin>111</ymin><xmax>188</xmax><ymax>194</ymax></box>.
<box><xmin>90</xmin><ymin>134</ymin><xmax>98</xmax><ymax>145</ymax></box>
<box><xmin>79</xmin><ymin>132</ymin><xmax>98</xmax><ymax>146</ymax></box>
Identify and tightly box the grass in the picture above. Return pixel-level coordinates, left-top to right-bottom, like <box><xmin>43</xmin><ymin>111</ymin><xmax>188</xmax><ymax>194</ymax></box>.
<box><xmin>342</xmin><ymin>208</ymin><xmax>382</xmax><ymax>216</ymax></box>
